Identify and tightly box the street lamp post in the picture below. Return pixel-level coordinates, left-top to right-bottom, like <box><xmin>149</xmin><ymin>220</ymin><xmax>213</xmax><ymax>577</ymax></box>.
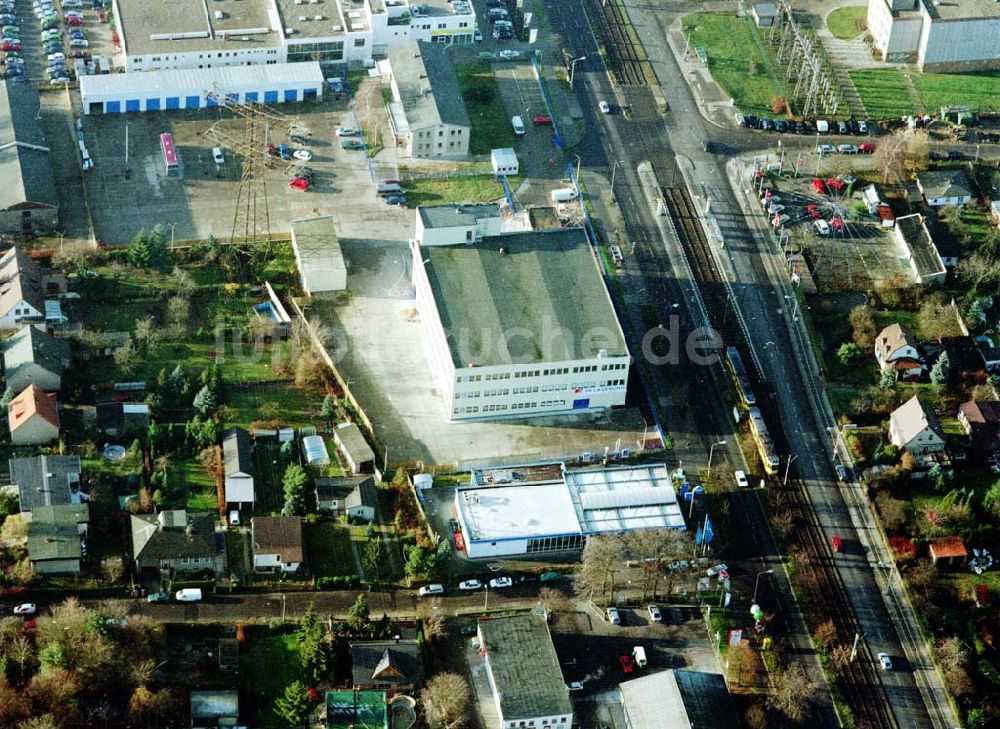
<box><xmin>782</xmin><ymin>454</ymin><xmax>798</xmax><ymax>487</ymax></box>
<box><xmin>707</xmin><ymin>439</ymin><xmax>727</xmax><ymax>477</ymax></box>
<box><xmin>610</xmin><ymin>159</ymin><xmax>622</xmax><ymax>201</ymax></box>
<box><xmin>752</xmin><ymin>568</ymin><xmax>774</xmax><ymax>603</ymax></box>
<box><xmin>569</xmin><ymin>56</ymin><xmax>587</xmax><ymax>90</ymax></box>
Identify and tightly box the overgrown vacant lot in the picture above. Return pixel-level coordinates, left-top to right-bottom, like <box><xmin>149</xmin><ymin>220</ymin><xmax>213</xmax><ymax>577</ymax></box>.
<box><xmin>456</xmin><ymin>63</ymin><xmax>518</xmax><ymax>154</ymax></box>
<box><xmin>851</xmin><ymin>68</ymin><xmax>1000</xmax><ymax>117</ymax></box>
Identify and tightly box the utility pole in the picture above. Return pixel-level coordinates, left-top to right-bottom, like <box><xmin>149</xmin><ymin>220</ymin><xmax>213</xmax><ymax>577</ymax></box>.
<box><xmin>850</xmin><ymin>631</ymin><xmax>863</xmax><ymax>661</ymax></box>
<box><xmin>783</xmin><ymin>454</ymin><xmax>797</xmax><ymax>487</ymax></box>
<box><xmin>569</xmin><ymin>56</ymin><xmax>587</xmax><ymax>90</ymax></box>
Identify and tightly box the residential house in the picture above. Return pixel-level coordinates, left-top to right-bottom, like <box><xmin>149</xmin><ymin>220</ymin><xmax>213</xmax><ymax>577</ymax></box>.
<box><xmin>95</xmin><ymin>402</ymin><xmax>150</xmax><ymax>437</ymax></box>
<box><xmin>751</xmin><ymin>1</ymin><xmax>778</xmax><ymax>26</ymax></box>
<box><xmin>926</xmin><ymin>217</ymin><xmax>959</xmax><ymax>268</ymax></box>
<box><xmin>1</xmin><ymin>325</ymin><xmax>69</xmax><ymax>392</ymax></box>
<box><xmin>929</xmin><ymin>536</ymin><xmax>967</xmax><ymax>568</ymax></box>
<box><xmin>957</xmin><ymin>400</ymin><xmax>1000</xmax><ymax>455</ymax></box>
<box><xmin>386</xmin><ymin>42</ymin><xmax>471</xmax><ymax>160</ymax></box>
<box><xmin>190</xmin><ymin>690</ymin><xmax>239</xmax><ymax>728</ymax></box>
<box><xmin>0</xmin><ymin>83</ymin><xmax>59</xmax><ymax>237</ymax></box>
<box><xmin>250</xmin><ymin>516</ymin><xmax>303</xmax><ymax>572</ymax></box>
<box><xmin>981</xmin><ymin>347</ymin><xmax>1000</xmax><ymax>375</ymax></box>
<box><xmin>0</xmin><ymin>247</ymin><xmax>45</xmax><ymax>329</ymax></box>
<box><xmin>222</xmin><ymin>427</ymin><xmax>255</xmax><ymax>510</ymax></box>
<box><xmin>350</xmin><ymin>639</ymin><xmax>423</xmax><ymax>692</ymax></box>
<box><xmin>477</xmin><ymin>613</ymin><xmax>573</xmax><ymax>729</ymax></box>
<box><xmin>9</xmin><ymin>454</ymin><xmax>82</xmax><ymax>513</ymax></box>
<box><xmin>916</xmin><ymin>169</ymin><xmax>972</xmax><ymax>207</ymax></box>
<box><xmin>130</xmin><ymin>510</ymin><xmax>217</xmax><ymax>575</ymax></box>
<box><xmin>326</xmin><ymin>691</ymin><xmax>388</xmax><ymax>729</ymax></box>
<box><xmin>889</xmin><ymin>395</ymin><xmax>948</xmax><ymax>465</ymax></box>
<box><xmin>315</xmin><ymin>476</ymin><xmax>378</xmax><ymax>521</ymax></box>
<box><xmin>26</xmin><ymin>503</ymin><xmax>88</xmax><ymax>575</ymax></box>
<box><xmin>874</xmin><ymin>323</ymin><xmax>924</xmax><ymax>381</ymax></box>
<box><xmin>333</xmin><ymin>423</ymin><xmax>376</xmax><ymax>474</ymax></box>
<box><xmin>893</xmin><ymin>214</ymin><xmax>947</xmax><ymax>285</ymax></box>
<box><xmin>924</xmin><ymin>336</ymin><xmax>986</xmax><ymax>380</ymax></box>
<box><xmin>8</xmin><ymin>384</ymin><xmax>59</xmax><ymax>445</ymax></box>
<box><xmin>620</xmin><ymin>669</ymin><xmax>739</xmax><ymax>729</ymax></box>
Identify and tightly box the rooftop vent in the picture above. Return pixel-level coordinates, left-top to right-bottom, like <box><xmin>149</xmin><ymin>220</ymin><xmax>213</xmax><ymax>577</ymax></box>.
<box><xmin>313</xmin><ymin>14</ymin><xmax>325</xmax><ymax>19</ymax></box>
<box><xmin>499</xmin><ymin>245</ymin><xmax>509</xmax><ymax>255</ymax></box>
<box><xmin>299</xmin><ymin>15</ymin><xmax>309</xmax><ymax>20</ymax></box>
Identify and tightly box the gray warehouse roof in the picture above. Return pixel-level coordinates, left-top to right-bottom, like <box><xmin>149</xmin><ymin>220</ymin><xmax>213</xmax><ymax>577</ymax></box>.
<box><xmin>418</xmin><ymin>204</ymin><xmax>501</xmax><ymax>229</ymax></box>
<box><xmin>896</xmin><ymin>214</ymin><xmax>945</xmax><ymax>279</ymax></box>
<box><xmin>620</xmin><ymin>669</ymin><xmax>738</xmax><ymax>728</ymax></box>
<box><xmin>478</xmin><ymin>614</ymin><xmax>572</xmax><ymax>720</ymax></box>
<box><xmin>80</xmin><ymin>62</ymin><xmax>325</xmax><ymax>98</ymax></box>
<box><xmin>388</xmin><ymin>41</ymin><xmax>470</xmax><ymax>130</ymax></box>
<box><xmin>0</xmin><ymin>82</ymin><xmax>58</xmax><ymax>213</ymax></box>
<box><xmin>116</xmin><ymin>0</ymin><xmax>281</xmax><ymax>55</ymax></box>
<box><xmin>422</xmin><ymin>228</ymin><xmax>627</xmax><ymax>366</ymax></box>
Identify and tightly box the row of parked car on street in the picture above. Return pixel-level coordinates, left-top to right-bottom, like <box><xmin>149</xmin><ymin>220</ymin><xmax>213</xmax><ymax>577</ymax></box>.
<box><xmin>736</xmin><ymin>113</ymin><xmax>873</xmax><ymax>137</ymax></box>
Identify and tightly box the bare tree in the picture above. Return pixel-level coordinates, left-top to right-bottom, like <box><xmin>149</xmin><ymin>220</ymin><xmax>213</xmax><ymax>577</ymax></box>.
<box><xmin>874</xmin><ymin>491</ymin><xmax>908</xmax><ymax>531</ymax></box>
<box><xmin>27</xmin><ymin>668</ymin><xmax>80</xmax><ymax>725</ymax></box>
<box><xmin>848</xmin><ymin>305</ymin><xmax>877</xmax><ymax>349</ymax></box>
<box><xmin>538</xmin><ymin>586</ymin><xmax>570</xmax><ymax>614</ymax></box>
<box><xmin>767</xmin><ymin>664</ymin><xmax>815</xmax><ymax>723</ymax></box>
<box><xmin>133</xmin><ymin>317</ymin><xmax>159</xmax><ymax>353</ymax></box>
<box><xmin>744</xmin><ymin>702</ymin><xmax>768</xmax><ymax>729</ymax></box>
<box><xmin>575</xmin><ymin>535</ymin><xmax>624</xmax><ymax>604</ymax></box>
<box><xmin>872</xmin><ymin>128</ymin><xmax>929</xmax><ymax>184</ymax></box>
<box><xmin>113</xmin><ymin>335</ymin><xmax>139</xmax><ymax>375</ymax></box>
<box><xmin>422</xmin><ymin>601</ymin><xmax>446</xmax><ymax>641</ymax></box>
<box><xmin>813</xmin><ymin>620</ymin><xmax>838</xmax><ymax>655</ymax></box>
<box><xmin>421</xmin><ymin>672</ymin><xmax>471</xmax><ymax>729</ymax></box>
<box><xmin>957</xmin><ymin>252</ymin><xmax>1000</xmax><ymax>294</ymax></box>
<box><xmin>934</xmin><ymin>636</ymin><xmax>968</xmax><ymax>673</ymax></box>
<box><xmin>828</xmin><ymin>644</ymin><xmax>853</xmax><ymax>677</ymax></box>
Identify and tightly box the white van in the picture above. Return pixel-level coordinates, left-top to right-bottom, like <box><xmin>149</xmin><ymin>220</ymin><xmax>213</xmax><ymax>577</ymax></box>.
<box><xmin>632</xmin><ymin>646</ymin><xmax>647</xmax><ymax>668</ymax></box>
<box><xmin>511</xmin><ymin>115</ymin><xmax>525</xmax><ymax>136</ymax></box>
<box><xmin>175</xmin><ymin>588</ymin><xmax>203</xmax><ymax>602</ymax></box>
<box><xmin>816</xmin><ymin>120</ymin><xmax>829</xmax><ymax>134</ymax></box>
<box><xmin>212</xmin><ymin>147</ymin><xmax>225</xmax><ymax>165</ymax></box>
<box><xmin>418</xmin><ymin>584</ymin><xmax>444</xmax><ymax>596</ymax></box>
<box><xmin>814</xmin><ymin>219</ymin><xmax>830</xmax><ymax>236</ymax></box>
<box><xmin>550</xmin><ymin>187</ymin><xmax>578</xmax><ymax>203</ymax></box>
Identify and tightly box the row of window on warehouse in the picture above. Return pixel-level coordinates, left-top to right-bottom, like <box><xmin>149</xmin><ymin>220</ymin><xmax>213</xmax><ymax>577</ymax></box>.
<box><xmin>88</xmin><ymin>88</ymin><xmax>319</xmax><ymax>114</ymax></box>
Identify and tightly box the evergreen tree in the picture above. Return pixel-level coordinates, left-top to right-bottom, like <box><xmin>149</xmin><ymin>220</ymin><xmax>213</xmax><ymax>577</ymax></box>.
<box><xmin>192</xmin><ymin>385</ymin><xmax>217</xmax><ymax>416</ymax></box>
<box><xmin>129</xmin><ymin>229</ymin><xmax>151</xmax><ymax>268</ymax></box>
<box><xmin>879</xmin><ymin>366</ymin><xmax>896</xmax><ymax>389</ymax></box>
<box><xmin>298</xmin><ymin>604</ymin><xmax>329</xmax><ymax>684</ymax></box>
<box><xmin>930</xmin><ymin>351</ymin><xmax>950</xmax><ymax>386</ymax></box>
<box><xmin>166</xmin><ymin>365</ymin><xmax>188</xmax><ymax>398</ymax></box>
<box><xmin>0</xmin><ymin>387</ymin><xmax>14</xmax><ymax>409</ymax></box>
<box><xmin>282</xmin><ymin>463</ymin><xmax>309</xmax><ymax>515</ymax></box>
<box><xmin>320</xmin><ymin>394</ymin><xmax>335</xmax><ymax>420</ymax></box>
<box><xmin>148</xmin><ymin>224</ymin><xmax>169</xmax><ymax>267</ymax></box>
<box><xmin>273</xmin><ymin>680</ymin><xmax>310</xmax><ymax>727</ymax></box>
<box><xmin>346</xmin><ymin>594</ymin><xmax>370</xmax><ymax>633</ymax></box>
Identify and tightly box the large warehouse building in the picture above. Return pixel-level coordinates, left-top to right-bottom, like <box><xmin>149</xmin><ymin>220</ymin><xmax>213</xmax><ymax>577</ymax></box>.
<box><xmin>111</xmin><ymin>0</ymin><xmax>476</xmax><ymax>73</ymax></box>
<box><xmin>410</xmin><ymin>223</ymin><xmax>630</xmax><ymax>422</ymax></box>
<box><xmin>867</xmin><ymin>0</ymin><xmax>1000</xmax><ymax>71</ymax></box>
<box><xmin>79</xmin><ymin>62</ymin><xmax>324</xmax><ymax>115</ymax></box>
<box><xmin>0</xmin><ymin>83</ymin><xmax>58</xmax><ymax>237</ymax></box>
<box><xmin>454</xmin><ymin>461</ymin><xmax>685</xmax><ymax>559</ymax></box>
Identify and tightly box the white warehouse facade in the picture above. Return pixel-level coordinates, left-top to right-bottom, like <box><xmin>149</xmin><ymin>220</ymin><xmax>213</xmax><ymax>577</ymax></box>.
<box><xmin>410</xmin><ymin>206</ymin><xmax>630</xmax><ymax>422</ymax></box>
<box><xmin>80</xmin><ymin>62</ymin><xmax>324</xmax><ymax>115</ymax></box>
<box><xmin>454</xmin><ymin>462</ymin><xmax>686</xmax><ymax>560</ymax></box>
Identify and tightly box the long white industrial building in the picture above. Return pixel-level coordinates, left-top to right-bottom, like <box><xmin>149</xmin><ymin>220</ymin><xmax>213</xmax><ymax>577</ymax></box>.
<box><xmin>79</xmin><ymin>62</ymin><xmax>324</xmax><ymax>115</ymax></box>
<box><xmin>454</xmin><ymin>462</ymin><xmax>685</xmax><ymax>559</ymax></box>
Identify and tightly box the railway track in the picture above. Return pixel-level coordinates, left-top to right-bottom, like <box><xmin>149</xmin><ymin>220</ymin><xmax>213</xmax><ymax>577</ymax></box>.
<box><xmin>583</xmin><ymin>0</ymin><xmax>648</xmax><ymax>86</ymax></box>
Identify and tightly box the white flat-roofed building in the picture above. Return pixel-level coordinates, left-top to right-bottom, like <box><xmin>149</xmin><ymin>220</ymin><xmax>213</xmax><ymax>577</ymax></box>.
<box><xmin>407</xmin><ymin>0</ymin><xmax>476</xmax><ymax>45</ymax></box>
<box><xmin>415</xmin><ymin>204</ymin><xmax>504</xmax><ymax>246</ymax></box>
<box><xmin>80</xmin><ymin>62</ymin><xmax>324</xmax><ymax>115</ymax></box>
<box><xmin>456</xmin><ymin>462</ymin><xmax>683</xmax><ymax>559</ymax></box>
<box><xmin>491</xmin><ymin>148</ymin><xmax>519</xmax><ymax>178</ymax></box>
<box><xmin>411</xmin><ymin>226</ymin><xmax>630</xmax><ymax>422</ymax></box>
<box><xmin>290</xmin><ymin>216</ymin><xmax>346</xmax><ymax>297</ymax></box>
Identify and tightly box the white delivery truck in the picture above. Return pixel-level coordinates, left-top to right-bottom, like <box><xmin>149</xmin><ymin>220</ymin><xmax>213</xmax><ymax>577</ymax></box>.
<box><xmin>175</xmin><ymin>588</ymin><xmax>203</xmax><ymax>602</ymax></box>
<box><xmin>550</xmin><ymin>187</ymin><xmax>578</xmax><ymax>203</ymax></box>
<box><xmin>632</xmin><ymin>646</ymin><xmax>647</xmax><ymax>668</ymax></box>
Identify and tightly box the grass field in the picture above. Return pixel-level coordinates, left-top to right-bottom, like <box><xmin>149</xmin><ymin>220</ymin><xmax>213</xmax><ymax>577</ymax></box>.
<box><xmin>851</xmin><ymin>68</ymin><xmax>1000</xmax><ymax>117</ymax></box>
<box><xmin>403</xmin><ymin>174</ymin><xmax>515</xmax><ymax>207</ymax></box>
<box><xmin>456</xmin><ymin>63</ymin><xmax>518</xmax><ymax>154</ymax></box>
<box><xmin>681</xmin><ymin>13</ymin><xmax>785</xmax><ymax>117</ymax></box>
<box><xmin>242</xmin><ymin>631</ymin><xmax>304</xmax><ymax>726</ymax></box>
<box><xmin>825</xmin><ymin>6</ymin><xmax>866</xmax><ymax>40</ymax></box>
<box><xmin>304</xmin><ymin>522</ymin><xmax>358</xmax><ymax>578</ymax></box>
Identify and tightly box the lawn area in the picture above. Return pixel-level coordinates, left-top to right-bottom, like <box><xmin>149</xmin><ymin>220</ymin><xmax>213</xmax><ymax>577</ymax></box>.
<box><xmin>251</xmin><ymin>442</ymin><xmax>292</xmax><ymax>514</ymax></box>
<box><xmin>242</xmin><ymin>630</ymin><xmax>304</xmax><ymax>726</ymax></box>
<box><xmin>353</xmin><ymin>525</ymin><xmax>405</xmax><ymax>584</ymax></box>
<box><xmin>304</xmin><ymin>522</ymin><xmax>358</xmax><ymax>578</ymax></box>
<box><xmin>402</xmin><ymin>174</ymin><xmax>515</xmax><ymax>207</ymax></box>
<box><xmin>849</xmin><ymin>69</ymin><xmax>917</xmax><ymax>118</ymax></box>
<box><xmin>681</xmin><ymin>13</ymin><xmax>785</xmax><ymax>117</ymax></box>
<box><xmin>913</xmin><ymin>70</ymin><xmax>1000</xmax><ymax>114</ymax></box>
<box><xmin>456</xmin><ymin>63</ymin><xmax>518</xmax><ymax>154</ymax></box>
<box><xmin>826</xmin><ymin>6</ymin><xmax>866</xmax><ymax>40</ymax></box>
<box><xmin>228</xmin><ymin>382</ymin><xmax>316</xmax><ymax>430</ymax></box>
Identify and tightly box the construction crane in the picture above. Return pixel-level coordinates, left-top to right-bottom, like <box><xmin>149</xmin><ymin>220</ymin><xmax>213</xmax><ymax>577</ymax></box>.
<box><xmin>203</xmin><ymin>88</ymin><xmax>304</xmax><ymax>280</ymax></box>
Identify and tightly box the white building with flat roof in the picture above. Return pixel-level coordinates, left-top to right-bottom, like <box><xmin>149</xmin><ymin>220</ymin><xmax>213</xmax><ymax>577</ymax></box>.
<box><xmin>455</xmin><ymin>462</ymin><xmax>684</xmax><ymax>559</ymax></box>
<box><xmin>411</xmin><ymin>225</ymin><xmax>630</xmax><ymax>422</ymax></box>
<box><xmin>112</xmin><ymin>0</ymin><xmax>476</xmax><ymax>73</ymax></box>
<box><xmin>290</xmin><ymin>216</ymin><xmax>346</xmax><ymax>297</ymax></box>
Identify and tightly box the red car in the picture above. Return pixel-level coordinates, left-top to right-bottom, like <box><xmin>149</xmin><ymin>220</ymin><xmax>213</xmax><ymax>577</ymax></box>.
<box><xmin>67</xmin><ymin>16</ymin><xmax>83</xmax><ymax>25</ymax></box>
<box><xmin>810</xmin><ymin>178</ymin><xmax>826</xmax><ymax>195</ymax></box>
<box><xmin>453</xmin><ymin>531</ymin><xmax>465</xmax><ymax>551</ymax></box>
<box><xmin>619</xmin><ymin>655</ymin><xmax>636</xmax><ymax>674</ymax></box>
<box><xmin>532</xmin><ymin>114</ymin><xmax>552</xmax><ymax>126</ymax></box>
<box><xmin>2</xmin><ymin>42</ymin><xmax>21</xmax><ymax>51</ymax></box>
<box><xmin>288</xmin><ymin>177</ymin><xmax>310</xmax><ymax>191</ymax></box>
<box><xmin>832</xmin><ymin>535</ymin><xmax>843</xmax><ymax>553</ymax></box>
<box><xmin>71</xmin><ymin>49</ymin><xmax>91</xmax><ymax>58</ymax></box>
<box><xmin>859</xmin><ymin>142</ymin><xmax>876</xmax><ymax>154</ymax></box>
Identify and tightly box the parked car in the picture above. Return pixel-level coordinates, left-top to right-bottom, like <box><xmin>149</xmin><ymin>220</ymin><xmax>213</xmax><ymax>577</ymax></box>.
<box><xmin>735</xmin><ymin>113</ymin><xmax>747</xmax><ymax>127</ymax></box>
<box><xmin>857</xmin><ymin>119</ymin><xmax>869</xmax><ymax>134</ymax></box>
<box><xmin>13</xmin><ymin>603</ymin><xmax>35</xmax><ymax>615</ymax></box>
<box><xmin>288</xmin><ymin>176</ymin><xmax>310</xmax><ymax>191</ymax></box>
<box><xmin>532</xmin><ymin>114</ymin><xmax>552</xmax><ymax>126</ymax></box>
<box><xmin>64</xmin><ymin>10</ymin><xmax>84</xmax><ymax>18</ymax></box>
<box><xmin>340</xmin><ymin>139</ymin><xmax>364</xmax><ymax>150</ymax></box>
<box><xmin>498</xmin><ymin>49</ymin><xmax>520</xmax><ymax>60</ymax></box>
<box><xmin>816</xmin><ymin>144</ymin><xmax>836</xmax><ymax>154</ymax></box>
<box><xmin>489</xmin><ymin>577</ymin><xmax>513</xmax><ymax>589</ymax></box>
<box><xmin>417</xmin><ymin>584</ymin><xmax>444</xmax><ymax>596</ymax></box>
<box><xmin>66</xmin><ymin>15</ymin><xmax>83</xmax><ymax>25</ymax></box>
<box><xmin>70</xmin><ymin>49</ymin><xmax>90</xmax><ymax>58</ymax></box>
<box><xmin>146</xmin><ymin>592</ymin><xmax>170</xmax><ymax>603</ymax></box>
<box><xmin>837</xmin><ymin>144</ymin><xmax>858</xmax><ymax>154</ymax></box>
<box><xmin>836</xmin><ymin>464</ymin><xmax>849</xmax><ymax>481</ymax></box>
<box><xmin>794</xmin><ymin>121</ymin><xmax>805</xmax><ymax>134</ymax></box>
<box><xmin>292</xmin><ymin>149</ymin><xmax>312</xmax><ymax>161</ymax></box>
<box><xmin>567</xmin><ymin>681</ymin><xmax>584</xmax><ymax>692</ymax></box>
<box><xmin>335</xmin><ymin>126</ymin><xmax>357</xmax><ymax>137</ymax></box>
<box><xmin>1</xmin><ymin>41</ymin><xmax>20</xmax><ymax>51</ymax></box>
<box><xmin>69</xmin><ymin>38</ymin><xmax>89</xmax><ymax>47</ymax></box>
<box><xmin>767</xmin><ymin>203</ymin><xmax>785</xmax><ymax>214</ymax></box>
<box><xmin>647</xmin><ymin>605</ymin><xmax>662</xmax><ymax>622</ymax></box>
<box><xmin>836</xmin><ymin>120</ymin><xmax>848</xmax><ymax>134</ymax></box>
<box><xmin>458</xmin><ymin>580</ymin><xmax>482</xmax><ymax>590</ymax></box>
<box><xmin>832</xmin><ymin>534</ymin><xmax>843</xmax><ymax>553</ymax></box>
<box><xmin>859</xmin><ymin>142</ymin><xmax>875</xmax><ymax>154</ymax></box>
<box><xmin>47</xmin><ymin>52</ymin><xmax>65</xmax><ymax>61</ymax></box>
<box><xmin>473</xmin><ymin>28</ymin><xmax>482</xmax><ymax>41</ymax></box>
<box><xmin>598</xmin><ymin>100</ymin><xmax>610</xmax><ymax>114</ymax></box>
<box><xmin>384</xmin><ymin>195</ymin><xmax>406</xmax><ymax>206</ymax></box>
<box><xmin>619</xmin><ymin>654</ymin><xmax>635</xmax><ymax>673</ymax></box>
<box><xmin>774</xmin><ymin>119</ymin><xmax>787</xmax><ymax>132</ymax></box>
<box><xmin>878</xmin><ymin>652</ymin><xmax>892</xmax><ymax>670</ymax></box>
<box><xmin>289</xmin><ymin>134</ymin><xmax>308</xmax><ymax>145</ymax></box>
<box><xmin>539</xmin><ymin>571</ymin><xmax>562</xmax><ymax>583</ymax></box>
<box><xmin>734</xmin><ymin>470</ymin><xmax>749</xmax><ymax>488</ymax></box>
<box><xmin>49</xmin><ymin>76</ymin><xmax>70</xmax><ymax>84</ymax></box>
<box><xmin>606</xmin><ymin>606</ymin><xmax>621</xmax><ymax>625</ymax></box>
<box><xmin>175</xmin><ymin>588</ymin><xmax>202</xmax><ymax>602</ymax></box>
<box><xmin>212</xmin><ymin>147</ymin><xmax>225</xmax><ymax>165</ymax></box>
